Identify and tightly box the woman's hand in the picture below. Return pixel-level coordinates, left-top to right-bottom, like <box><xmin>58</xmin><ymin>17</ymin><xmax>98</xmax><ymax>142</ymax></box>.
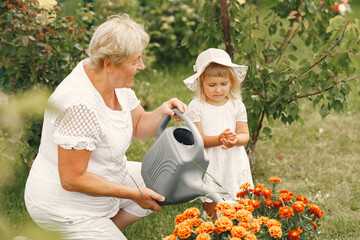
<box><xmin>161</xmin><ymin>98</ymin><xmax>188</xmax><ymax>122</ymax></box>
<box><xmin>132</xmin><ymin>187</ymin><xmax>165</xmax><ymax>212</ymax></box>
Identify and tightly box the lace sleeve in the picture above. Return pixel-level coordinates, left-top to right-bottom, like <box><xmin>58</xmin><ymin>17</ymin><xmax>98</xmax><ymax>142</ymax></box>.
<box><xmin>53</xmin><ymin>104</ymin><xmax>102</xmax><ymax>151</ymax></box>
<box><xmin>235</xmin><ymin>100</ymin><xmax>248</xmax><ymax>122</ymax></box>
<box><xmin>188</xmin><ymin>98</ymin><xmax>203</xmax><ymax>122</ymax></box>
<box><xmin>115</xmin><ymin>88</ymin><xmax>140</xmax><ymax>111</ymax></box>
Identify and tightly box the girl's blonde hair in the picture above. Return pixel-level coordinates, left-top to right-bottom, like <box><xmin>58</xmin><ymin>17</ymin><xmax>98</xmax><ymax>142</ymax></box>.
<box><xmin>197</xmin><ymin>62</ymin><xmax>241</xmax><ymax>101</ymax></box>
<box><xmin>87</xmin><ymin>14</ymin><xmax>150</xmax><ymax>71</ymax></box>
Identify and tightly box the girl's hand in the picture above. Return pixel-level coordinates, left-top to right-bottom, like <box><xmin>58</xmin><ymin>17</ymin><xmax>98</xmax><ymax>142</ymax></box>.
<box><xmin>218</xmin><ymin>129</ymin><xmax>237</xmax><ymax>149</ymax></box>
<box><xmin>220</xmin><ymin>137</ymin><xmax>237</xmax><ymax>149</ymax></box>
<box><xmin>133</xmin><ymin>187</ymin><xmax>165</xmax><ymax>212</ymax></box>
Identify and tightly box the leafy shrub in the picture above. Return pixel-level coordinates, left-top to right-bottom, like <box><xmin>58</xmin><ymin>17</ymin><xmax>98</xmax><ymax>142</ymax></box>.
<box><xmin>183</xmin><ymin>0</ymin><xmax>360</xmax><ymax>159</ymax></box>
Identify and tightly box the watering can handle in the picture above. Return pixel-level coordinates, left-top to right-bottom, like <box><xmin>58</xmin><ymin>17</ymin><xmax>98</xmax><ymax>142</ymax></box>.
<box><xmin>156</xmin><ymin>108</ymin><xmax>203</xmax><ymax>147</ymax></box>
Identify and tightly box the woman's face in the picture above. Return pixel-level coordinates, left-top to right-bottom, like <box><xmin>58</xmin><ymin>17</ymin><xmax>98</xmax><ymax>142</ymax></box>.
<box><xmin>202</xmin><ymin>75</ymin><xmax>231</xmax><ymax>105</ymax></box>
<box><xmin>109</xmin><ymin>52</ymin><xmax>145</xmax><ymax>88</ymax></box>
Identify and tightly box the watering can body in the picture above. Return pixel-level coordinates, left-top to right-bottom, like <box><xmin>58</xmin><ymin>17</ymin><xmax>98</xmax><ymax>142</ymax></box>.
<box><xmin>141</xmin><ymin>109</ymin><xmax>223</xmax><ymax>205</ymax></box>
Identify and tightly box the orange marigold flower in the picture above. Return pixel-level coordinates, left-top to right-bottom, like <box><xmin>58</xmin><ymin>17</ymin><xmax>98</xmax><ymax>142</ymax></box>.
<box><xmin>194</xmin><ymin>222</ymin><xmax>215</xmax><ymax>235</ymax></box>
<box><xmin>236</xmin><ymin>190</ymin><xmax>248</xmax><ymax>198</ymax></box>
<box><xmin>261</xmin><ymin>188</ymin><xmax>272</xmax><ymax>198</ymax></box>
<box><xmin>253</xmin><ymin>187</ymin><xmax>262</xmax><ymax>197</ymax></box>
<box><xmin>269</xmin><ymin>177</ymin><xmax>281</xmax><ymax>183</ymax></box>
<box><xmin>268</xmin><ymin>226</ymin><xmax>283</xmax><ymax>238</ymax></box>
<box><xmin>215</xmin><ymin>216</ymin><xmax>233</xmax><ymax>233</ymax></box>
<box><xmin>241</xmin><ymin>183</ymin><xmax>251</xmax><ymax>189</ymax></box>
<box><xmin>238</xmin><ymin>221</ymin><xmax>251</xmax><ymax>230</ymax></box>
<box><xmin>163</xmin><ymin>234</ymin><xmax>177</xmax><ymax>240</ymax></box>
<box><xmin>184</xmin><ymin>207</ymin><xmax>201</xmax><ymax>219</ymax></box>
<box><xmin>296</xmin><ymin>195</ymin><xmax>309</xmax><ymax>207</ymax></box>
<box><xmin>196</xmin><ymin>232</ymin><xmax>211</xmax><ymax>240</ymax></box>
<box><xmin>250</xmin><ymin>219</ymin><xmax>262</xmax><ymax>234</ymax></box>
<box><xmin>234</xmin><ymin>204</ymin><xmax>246</xmax><ymax>211</ymax></box>
<box><xmin>265</xmin><ymin>219</ymin><xmax>281</xmax><ymax>228</ymax></box>
<box><xmin>309</xmin><ymin>204</ymin><xmax>324</xmax><ymax>219</ymax></box>
<box><xmin>230</xmin><ymin>238</ymin><xmax>241</xmax><ymax>240</ymax></box>
<box><xmin>310</xmin><ymin>221</ymin><xmax>318</xmax><ymax>230</ymax></box>
<box><xmin>231</xmin><ymin>226</ymin><xmax>247</xmax><ymax>238</ymax></box>
<box><xmin>222</xmin><ymin>208</ymin><xmax>237</xmax><ymax>219</ymax></box>
<box><xmin>174</xmin><ymin>222</ymin><xmax>192</xmax><ymax>239</ymax></box>
<box><xmin>245</xmin><ymin>205</ymin><xmax>254</xmax><ymax>212</ymax></box>
<box><xmin>248</xmin><ymin>199</ymin><xmax>260</xmax><ymax>210</ymax></box>
<box><xmin>175</xmin><ymin>214</ymin><xmax>187</xmax><ymax>224</ymax></box>
<box><xmin>259</xmin><ymin>216</ymin><xmax>268</xmax><ymax>224</ymax></box>
<box><xmin>238</xmin><ymin>197</ymin><xmax>250</xmax><ymax>205</ymax></box>
<box><xmin>256</xmin><ymin>183</ymin><xmax>265</xmax><ymax>188</ymax></box>
<box><xmin>279</xmin><ymin>206</ymin><xmax>294</xmax><ymax>218</ymax></box>
<box><xmin>292</xmin><ymin>201</ymin><xmax>305</xmax><ymax>213</ymax></box>
<box><xmin>244</xmin><ymin>232</ymin><xmax>257</xmax><ymax>240</ymax></box>
<box><xmin>279</xmin><ymin>191</ymin><xmax>294</xmax><ymax>202</ymax></box>
<box><xmin>264</xmin><ymin>199</ymin><xmax>273</xmax><ymax>206</ymax></box>
<box><xmin>297</xmin><ymin>227</ymin><xmax>303</xmax><ymax>233</ymax></box>
<box><xmin>288</xmin><ymin>229</ymin><xmax>300</xmax><ymax>240</ymax></box>
<box><xmin>235</xmin><ymin>209</ymin><xmax>253</xmax><ymax>223</ymax></box>
<box><xmin>215</xmin><ymin>202</ymin><xmax>232</xmax><ymax>212</ymax></box>
<box><xmin>187</xmin><ymin>218</ymin><xmax>202</xmax><ymax>228</ymax></box>
<box><xmin>273</xmin><ymin>200</ymin><xmax>283</xmax><ymax>209</ymax></box>
<box><xmin>8</xmin><ymin>3</ymin><xmax>14</xmax><ymax>8</ymax></box>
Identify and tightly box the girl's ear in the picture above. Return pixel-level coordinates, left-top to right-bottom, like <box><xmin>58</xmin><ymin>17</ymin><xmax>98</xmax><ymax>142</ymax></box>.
<box><xmin>104</xmin><ymin>59</ymin><xmax>113</xmax><ymax>74</ymax></box>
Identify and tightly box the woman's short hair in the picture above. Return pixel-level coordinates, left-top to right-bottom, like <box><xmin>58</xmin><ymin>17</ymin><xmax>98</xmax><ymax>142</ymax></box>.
<box><xmin>87</xmin><ymin>14</ymin><xmax>150</xmax><ymax>71</ymax></box>
<box><xmin>198</xmin><ymin>62</ymin><xmax>241</xmax><ymax>100</ymax></box>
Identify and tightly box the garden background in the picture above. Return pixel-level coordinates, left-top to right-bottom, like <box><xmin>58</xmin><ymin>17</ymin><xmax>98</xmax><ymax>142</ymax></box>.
<box><xmin>0</xmin><ymin>0</ymin><xmax>359</xmax><ymax>239</ymax></box>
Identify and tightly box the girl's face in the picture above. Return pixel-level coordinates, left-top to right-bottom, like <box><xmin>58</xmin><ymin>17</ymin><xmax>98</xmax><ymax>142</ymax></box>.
<box><xmin>202</xmin><ymin>75</ymin><xmax>231</xmax><ymax>105</ymax></box>
<box><xmin>109</xmin><ymin>51</ymin><xmax>145</xmax><ymax>88</ymax></box>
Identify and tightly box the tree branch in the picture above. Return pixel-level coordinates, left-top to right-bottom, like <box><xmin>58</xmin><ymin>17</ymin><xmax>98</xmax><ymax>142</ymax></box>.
<box><xmin>220</xmin><ymin>0</ymin><xmax>234</xmax><ymax>58</ymax></box>
<box><xmin>287</xmin><ymin>20</ymin><xmax>350</xmax><ymax>86</ymax></box>
<box><xmin>288</xmin><ymin>75</ymin><xmax>360</xmax><ymax>104</ymax></box>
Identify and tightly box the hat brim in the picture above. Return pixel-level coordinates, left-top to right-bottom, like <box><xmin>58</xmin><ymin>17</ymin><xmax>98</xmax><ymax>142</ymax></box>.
<box><xmin>183</xmin><ymin>62</ymin><xmax>248</xmax><ymax>91</ymax></box>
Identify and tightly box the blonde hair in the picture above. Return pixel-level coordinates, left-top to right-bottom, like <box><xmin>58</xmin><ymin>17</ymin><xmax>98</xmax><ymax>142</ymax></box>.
<box><xmin>87</xmin><ymin>14</ymin><xmax>150</xmax><ymax>71</ymax></box>
<box><xmin>197</xmin><ymin>62</ymin><xmax>241</xmax><ymax>101</ymax></box>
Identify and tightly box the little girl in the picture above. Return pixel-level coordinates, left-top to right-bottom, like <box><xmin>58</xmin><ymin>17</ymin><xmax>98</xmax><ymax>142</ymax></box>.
<box><xmin>184</xmin><ymin>48</ymin><xmax>254</xmax><ymax>220</ymax></box>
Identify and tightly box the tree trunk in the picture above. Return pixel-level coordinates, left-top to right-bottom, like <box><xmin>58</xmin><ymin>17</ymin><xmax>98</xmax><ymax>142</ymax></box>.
<box><xmin>220</xmin><ymin>0</ymin><xmax>234</xmax><ymax>59</ymax></box>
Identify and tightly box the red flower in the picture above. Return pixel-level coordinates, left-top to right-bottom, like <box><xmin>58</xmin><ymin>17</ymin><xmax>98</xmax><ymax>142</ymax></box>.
<box><xmin>261</xmin><ymin>188</ymin><xmax>272</xmax><ymax>198</ymax></box>
<box><xmin>309</xmin><ymin>204</ymin><xmax>324</xmax><ymax>219</ymax></box>
<box><xmin>288</xmin><ymin>229</ymin><xmax>300</xmax><ymax>240</ymax></box>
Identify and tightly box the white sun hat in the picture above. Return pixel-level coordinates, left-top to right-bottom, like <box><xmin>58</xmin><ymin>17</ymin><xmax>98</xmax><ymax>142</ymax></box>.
<box><xmin>183</xmin><ymin>48</ymin><xmax>248</xmax><ymax>91</ymax></box>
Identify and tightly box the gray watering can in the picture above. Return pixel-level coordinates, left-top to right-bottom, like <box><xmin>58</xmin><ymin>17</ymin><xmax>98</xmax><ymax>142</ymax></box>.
<box><xmin>141</xmin><ymin>108</ymin><xmax>224</xmax><ymax>205</ymax></box>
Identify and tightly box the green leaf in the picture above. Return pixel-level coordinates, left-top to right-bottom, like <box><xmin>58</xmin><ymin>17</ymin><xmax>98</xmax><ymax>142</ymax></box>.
<box><xmin>319</xmin><ymin>104</ymin><xmax>329</xmax><ymax>118</ymax></box>
<box><xmin>288</xmin><ymin>102</ymin><xmax>299</xmax><ymax>116</ymax></box>
<box><xmin>348</xmin><ymin>52</ymin><xmax>360</xmax><ymax>68</ymax></box>
<box><xmin>332</xmin><ymin>100</ymin><xmax>342</xmax><ymax>112</ymax></box>
<box><xmin>288</xmin><ymin>54</ymin><xmax>298</xmax><ymax>62</ymax></box>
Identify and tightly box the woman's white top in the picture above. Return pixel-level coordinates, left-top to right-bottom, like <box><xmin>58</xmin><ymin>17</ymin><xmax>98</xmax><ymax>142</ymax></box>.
<box><xmin>188</xmin><ymin>97</ymin><xmax>254</xmax><ymax>201</ymax></box>
<box><xmin>25</xmin><ymin>59</ymin><xmax>140</xmax><ymax>221</ymax></box>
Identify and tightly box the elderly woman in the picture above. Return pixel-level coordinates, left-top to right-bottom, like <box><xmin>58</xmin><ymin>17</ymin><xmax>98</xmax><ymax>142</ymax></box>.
<box><xmin>24</xmin><ymin>14</ymin><xmax>187</xmax><ymax>240</ymax></box>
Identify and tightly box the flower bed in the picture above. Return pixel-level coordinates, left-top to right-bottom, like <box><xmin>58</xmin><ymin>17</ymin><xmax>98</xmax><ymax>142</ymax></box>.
<box><xmin>164</xmin><ymin>177</ymin><xmax>323</xmax><ymax>240</ymax></box>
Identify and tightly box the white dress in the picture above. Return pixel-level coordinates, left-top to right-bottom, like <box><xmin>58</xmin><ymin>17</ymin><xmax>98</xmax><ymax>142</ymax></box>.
<box><xmin>188</xmin><ymin>97</ymin><xmax>254</xmax><ymax>202</ymax></box>
<box><xmin>24</xmin><ymin>59</ymin><xmax>147</xmax><ymax>226</ymax></box>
